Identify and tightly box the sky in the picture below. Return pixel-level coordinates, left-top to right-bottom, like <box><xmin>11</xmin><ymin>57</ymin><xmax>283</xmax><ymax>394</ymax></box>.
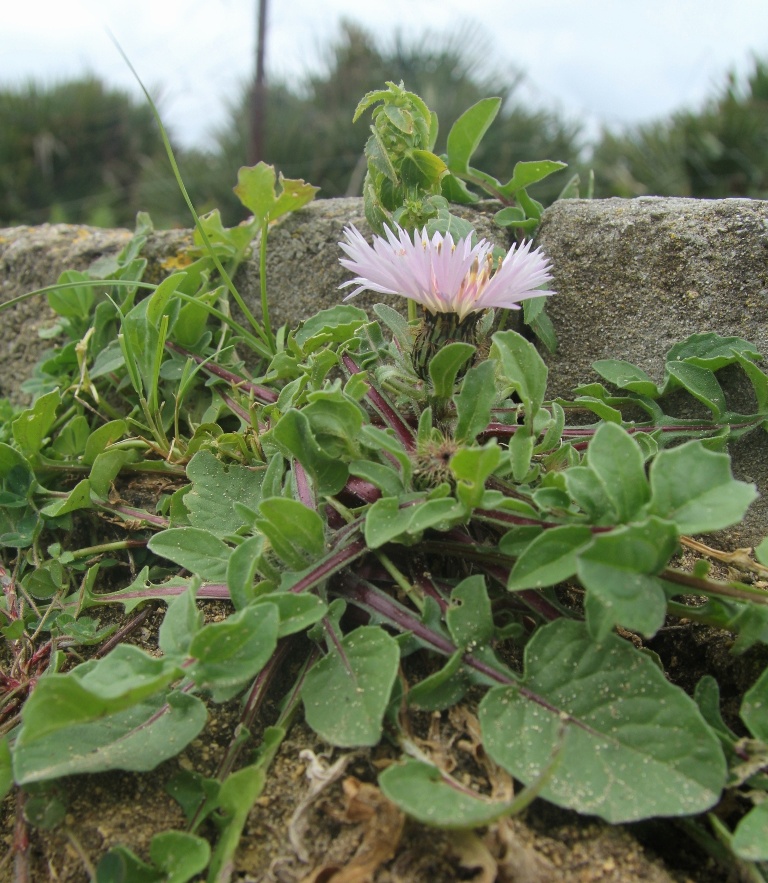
<box><xmin>2</xmin><ymin>0</ymin><xmax>768</xmax><ymax>150</ymax></box>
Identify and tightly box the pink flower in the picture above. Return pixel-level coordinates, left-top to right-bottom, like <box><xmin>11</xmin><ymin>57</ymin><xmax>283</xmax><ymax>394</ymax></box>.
<box><xmin>338</xmin><ymin>224</ymin><xmax>554</xmax><ymax>322</ymax></box>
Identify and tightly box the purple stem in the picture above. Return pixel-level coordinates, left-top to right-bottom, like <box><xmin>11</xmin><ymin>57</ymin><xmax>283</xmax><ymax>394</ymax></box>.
<box><xmin>95</xmin><ymin>502</ymin><xmax>170</xmax><ymax>529</ymax></box>
<box><xmin>288</xmin><ymin>537</ymin><xmax>367</xmax><ymax>594</ymax></box>
<box><xmin>482</xmin><ymin>420</ymin><xmax>761</xmax><ymax>443</ymax></box>
<box><xmin>340</xmin><ymin>476</ymin><xmax>382</xmax><ymax>504</ymax></box>
<box><xmin>218</xmin><ymin>390</ymin><xmax>267</xmax><ymax>433</ymax></box>
<box><xmin>166</xmin><ymin>341</ymin><xmax>278</xmax><ymax>404</ymax></box>
<box><xmin>339</xmin><ymin>574</ymin><xmax>600</xmax><ymax>735</ymax></box>
<box><xmin>100</xmin><ymin>583</ymin><xmax>233</xmax><ymax>604</ymax></box>
<box><xmin>437</xmin><ymin>529</ymin><xmax>563</xmax><ymax>621</ymax></box>
<box><xmin>294</xmin><ymin>461</ymin><xmax>315</xmax><ymax>509</ymax></box>
<box><xmin>342</xmin><ymin>352</ymin><xmax>416</xmax><ymax>451</ymax></box>
<box><xmin>95</xmin><ymin>606</ymin><xmax>154</xmax><ymax>657</ymax></box>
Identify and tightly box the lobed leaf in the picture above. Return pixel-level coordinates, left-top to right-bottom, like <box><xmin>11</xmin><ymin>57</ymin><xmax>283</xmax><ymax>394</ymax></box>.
<box><xmin>184</xmin><ymin>450</ymin><xmax>266</xmax><ymax>539</ymax></box>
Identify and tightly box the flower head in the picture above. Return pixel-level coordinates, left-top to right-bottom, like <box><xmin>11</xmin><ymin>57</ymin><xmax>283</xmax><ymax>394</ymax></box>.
<box><xmin>338</xmin><ymin>224</ymin><xmax>554</xmax><ymax>322</ymax></box>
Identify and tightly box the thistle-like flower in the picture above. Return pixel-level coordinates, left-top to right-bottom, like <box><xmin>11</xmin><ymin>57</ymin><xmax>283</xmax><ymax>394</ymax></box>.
<box><xmin>338</xmin><ymin>224</ymin><xmax>554</xmax><ymax>322</ymax></box>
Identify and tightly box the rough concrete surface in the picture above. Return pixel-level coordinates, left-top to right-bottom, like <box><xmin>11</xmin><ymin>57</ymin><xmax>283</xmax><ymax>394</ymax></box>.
<box><xmin>536</xmin><ymin>197</ymin><xmax>768</xmax><ymax>547</ymax></box>
<box><xmin>1</xmin><ymin>196</ymin><xmax>766</xmax><ymax>544</ymax></box>
<box><xmin>0</xmin><ymin>223</ymin><xmax>190</xmax><ymax>404</ymax></box>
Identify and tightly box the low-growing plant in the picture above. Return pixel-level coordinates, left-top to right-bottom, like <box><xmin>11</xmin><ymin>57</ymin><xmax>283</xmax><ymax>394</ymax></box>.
<box><xmin>0</xmin><ymin>76</ymin><xmax>767</xmax><ymax>882</ymax></box>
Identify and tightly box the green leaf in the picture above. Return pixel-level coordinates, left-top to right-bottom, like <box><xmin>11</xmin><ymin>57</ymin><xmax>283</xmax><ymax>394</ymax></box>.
<box><xmin>208</xmin><ymin>727</ymin><xmax>285</xmax><ymax>881</ymax></box>
<box><xmin>184</xmin><ymin>450</ymin><xmax>265</xmax><ymax>539</ymax></box>
<box><xmin>493</xmin><ymin>206</ymin><xmax>526</xmax><ymax>227</ymax></box>
<box><xmin>233</xmin><ymin>162</ymin><xmax>318</xmax><ymax>224</ymax></box>
<box><xmin>490</xmin><ymin>330</ymin><xmax>548</xmax><ymax>417</ymax></box>
<box><xmin>446</xmin><ymin>575</ymin><xmax>493</xmax><ymax>650</ymax></box>
<box><xmin>158</xmin><ymin>584</ymin><xmax>203</xmax><ymax>657</ymax></box>
<box><xmin>693</xmin><ymin>675</ymin><xmax>737</xmax><ymax>742</ymax></box>
<box><xmin>515</xmin><ymin>187</ymin><xmax>544</xmax><ymax>221</ymax></box>
<box><xmin>451</xmin><ymin>442</ymin><xmax>502</xmax><ymax>510</ymax></box>
<box><xmin>497</xmin><ymin>160</ymin><xmax>567</xmax><ymax>198</ymax></box>
<box><xmin>166</xmin><ymin>769</ymin><xmax>220</xmax><ymax>829</ymax></box>
<box><xmin>40</xmin><ymin>478</ymin><xmax>93</xmax><ymax>518</ymax></box>
<box><xmin>119</xmin><ymin>274</ymin><xmax>184</xmax><ymax>402</ymax></box>
<box><xmin>294</xmin><ymin>305</ymin><xmax>368</xmax><ymax>351</ymax></box>
<box><xmin>732</xmin><ymin>803</ymin><xmax>768</xmax><ymax>860</ymax></box>
<box><xmin>88</xmin><ymin>449</ymin><xmax>137</xmax><ymax>499</ymax></box>
<box><xmin>666</xmin><ymin>332</ymin><xmax>762</xmax><ymax>370</ymax></box>
<box><xmin>302</xmin><ymin>626</ymin><xmax>399</xmax><ymax>747</ymax></box>
<box><xmin>256</xmin><ymin>497</ymin><xmax>325</xmax><ymax>570</ymax></box>
<box><xmin>0</xmin><ymin>738</ymin><xmax>12</xmax><ymax>801</ymax></box>
<box><xmin>24</xmin><ymin>788</ymin><xmax>67</xmax><ymax>829</ymax></box>
<box><xmin>269</xmin><ymin>174</ymin><xmax>320</xmax><ymax>221</ymax></box>
<box><xmin>664</xmin><ymin>361</ymin><xmax>726</xmax><ymax>417</ymax></box>
<box><xmin>577</xmin><ymin>518</ymin><xmax>679</xmax><ymax>640</ymax></box>
<box><xmin>572</xmin><ymin>396</ymin><xmax>623</xmax><ymax>424</ymax></box>
<box><xmin>741</xmin><ymin>665</ymin><xmax>768</xmax><ymax>741</ymax></box>
<box><xmin>75</xmin><ymin>645</ymin><xmax>183</xmax><ymax>704</ymax></box>
<box><xmin>48</xmin><ymin>270</ymin><xmax>94</xmax><ymax>321</ymax></box>
<box><xmin>14</xmin><ymin>689</ymin><xmax>205</xmax><ymax>784</ymax></box>
<box><xmin>425</xmin><ymin>205</ymin><xmax>476</xmax><ymax>240</ymax></box>
<box><xmin>445</xmin><ymin>97</ymin><xmax>501</xmax><ymax>174</ymax></box>
<box><xmin>348</xmin><ymin>460</ymin><xmax>404</xmax><ymax>497</ymax></box>
<box><xmin>429</xmin><ymin>342</ymin><xmax>475</xmax><ymax>398</ymax></box>
<box><xmin>12</xmin><ymin>389</ymin><xmax>61</xmax><ymax>456</ymax></box>
<box><xmin>303</xmin><ymin>388</ymin><xmax>365</xmax><ymax>459</ymax></box>
<box><xmin>479</xmin><ymin>619</ymin><xmax>727</xmax><ymax>823</ymax></box>
<box><xmin>82</xmin><ymin>420</ymin><xmax>128</xmax><ymax>465</ymax></box>
<box><xmin>591</xmin><ymin>359</ymin><xmax>660</xmax><ymax>397</ymax></box>
<box><xmin>508</xmin><ymin>525</ymin><xmax>594</xmax><ymax>591</ymax></box>
<box><xmin>148</xmin><ymin>527</ymin><xmax>232</xmax><ymax>583</ymax></box>
<box><xmin>226</xmin><ymin>534</ymin><xmax>269</xmax><ymax>609</ymax></box>
<box><xmin>379</xmin><ymin>758</ymin><xmax>534</xmax><ymax>828</ymax></box>
<box><xmin>149</xmin><ymin>831</ymin><xmax>210</xmax><ymax>883</ymax></box>
<box><xmin>232</xmin><ymin>162</ymin><xmax>274</xmax><ymax>225</ymax></box>
<box><xmin>584</xmin><ymin>422</ymin><xmax>650</xmax><ymax>523</ymax></box>
<box><xmin>507</xmin><ymin>423</ymin><xmax>535</xmax><ymax>482</ymax></box>
<box><xmin>364</xmin><ymin>495</ymin><xmax>466</xmax><ymax>548</ymax></box>
<box><xmin>733</xmin><ymin>351</ymin><xmax>768</xmax><ymax>412</ymax></box>
<box><xmin>254</xmin><ymin>592</ymin><xmax>327</xmax><ymax>638</ymax></box>
<box><xmin>96</xmin><ymin>846</ymin><xmax>159</xmax><ymax>883</ymax></box>
<box><xmin>271</xmin><ymin>409</ymin><xmax>349</xmax><ymax>496</ymax></box>
<box><xmin>401</xmin><ymin>149</ymin><xmax>448</xmax><ymax>189</ymax></box>
<box><xmin>188</xmin><ymin>603</ymin><xmax>279</xmax><ymax>701</ymax></box>
<box><xmin>649</xmin><ymin>441</ymin><xmax>758</xmax><ymax>534</ymax></box>
<box><xmin>563</xmin><ymin>466</ymin><xmax>613</xmax><ymax>523</ymax></box>
<box><xmin>406</xmin><ymin>651</ymin><xmax>469</xmax><ymax>711</ymax></box>
<box><xmin>49</xmin><ymin>414</ymin><xmax>89</xmax><ymax>458</ymax></box>
<box><xmin>453</xmin><ymin>360</ymin><xmax>497</xmax><ymax>443</ymax></box>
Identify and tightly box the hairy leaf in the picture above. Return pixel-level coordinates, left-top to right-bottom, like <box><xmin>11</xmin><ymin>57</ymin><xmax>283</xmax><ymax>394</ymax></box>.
<box><xmin>479</xmin><ymin>620</ymin><xmax>726</xmax><ymax>823</ymax></box>
<box><xmin>302</xmin><ymin>626</ymin><xmax>399</xmax><ymax>747</ymax></box>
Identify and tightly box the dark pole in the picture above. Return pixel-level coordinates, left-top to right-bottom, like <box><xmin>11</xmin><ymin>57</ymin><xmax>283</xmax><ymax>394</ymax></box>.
<box><xmin>249</xmin><ymin>0</ymin><xmax>268</xmax><ymax>165</ymax></box>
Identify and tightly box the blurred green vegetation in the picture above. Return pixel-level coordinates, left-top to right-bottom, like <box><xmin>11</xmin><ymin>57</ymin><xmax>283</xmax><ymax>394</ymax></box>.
<box><xmin>1</xmin><ymin>24</ymin><xmax>766</xmax><ymax>230</ymax></box>
<box><xmin>0</xmin><ymin>76</ymin><xmax>169</xmax><ymax>227</ymax></box>
<box><xmin>591</xmin><ymin>58</ymin><xmax>768</xmax><ymax>198</ymax></box>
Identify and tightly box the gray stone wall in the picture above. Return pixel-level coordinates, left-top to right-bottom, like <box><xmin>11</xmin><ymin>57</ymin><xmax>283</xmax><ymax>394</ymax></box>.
<box><xmin>1</xmin><ymin>196</ymin><xmax>766</xmax><ymax>545</ymax></box>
